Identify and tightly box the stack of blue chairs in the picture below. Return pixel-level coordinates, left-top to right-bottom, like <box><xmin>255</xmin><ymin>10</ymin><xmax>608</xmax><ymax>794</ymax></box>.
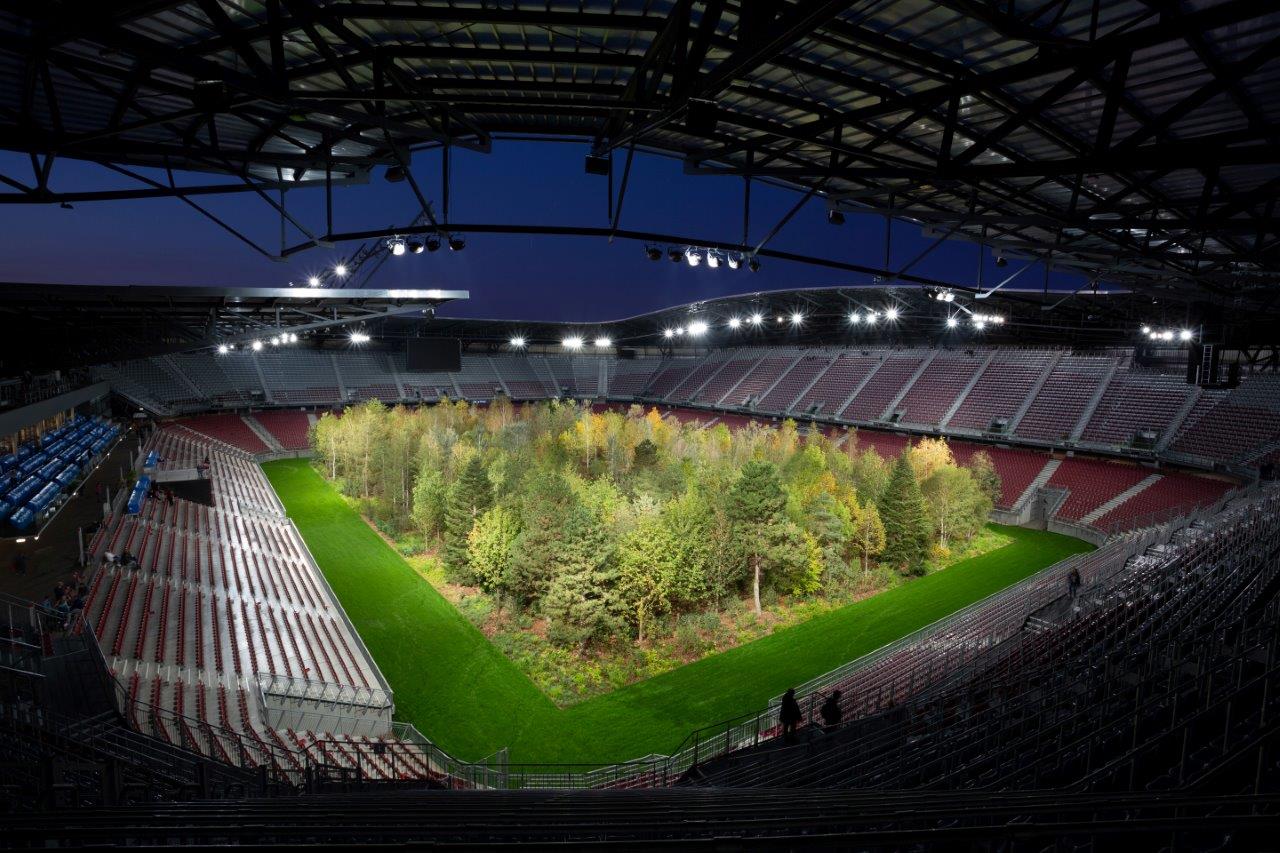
<box><xmin>126</xmin><ymin>475</ymin><xmax>151</xmax><ymax>515</ymax></box>
<box><xmin>3</xmin><ymin>415</ymin><xmax>121</xmax><ymax>531</ymax></box>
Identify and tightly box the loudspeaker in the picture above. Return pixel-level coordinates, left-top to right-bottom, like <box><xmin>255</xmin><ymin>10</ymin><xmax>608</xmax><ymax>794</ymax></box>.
<box><xmin>1227</xmin><ymin>361</ymin><xmax>1241</xmax><ymax>388</ymax></box>
<box><xmin>617</xmin><ymin>348</ymin><xmax>637</xmax><ymax>360</ymax></box>
<box><xmin>1186</xmin><ymin>344</ymin><xmax>1202</xmax><ymax>384</ymax></box>
<box><xmin>584</xmin><ymin>153</ymin><xmax>610</xmax><ymax>175</ymax></box>
<box><xmin>406</xmin><ymin>339</ymin><xmax>461</xmax><ymax>372</ymax></box>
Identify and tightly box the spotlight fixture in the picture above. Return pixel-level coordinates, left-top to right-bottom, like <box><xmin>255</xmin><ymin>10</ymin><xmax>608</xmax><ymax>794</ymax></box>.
<box><xmin>350</xmin><ymin>331</ymin><xmax>371</xmax><ymax>344</ymax></box>
<box><xmin>448</xmin><ymin>236</ymin><xmax>465</xmax><ymax>251</ymax></box>
<box><xmin>934</xmin><ymin>289</ymin><xmax>955</xmax><ymax>303</ymax></box>
<box><xmin>946</xmin><ymin>316</ymin><xmax>959</xmax><ymax>328</ymax></box>
<box><xmin>1141</xmin><ymin>325</ymin><xmax>1152</xmax><ymax>335</ymax></box>
<box><xmin>408</xmin><ymin>241</ymin><xmax>425</xmax><ymax>254</ymax></box>
<box><xmin>251</xmin><ymin>340</ymin><xmax>264</xmax><ymax>351</ymax></box>
<box><xmin>749</xmin><ymin>313</ymin><xmax>763</xmax><ymax>325</ymax></box>
<box><xmin>563</xmin><ymin>336</ymin><xmax>584</xmax><ymax>350</ymax></box>
<box><xmin>307</xmin><ymin>275</ymin><xmax>321</xmax><ymax>287</ymax></box>
<box><xmin>974</xmin><ymin>319</ymin><xmax>987</xmax><ymax>330</ymax></box>
<box><xmin>688</xmin><ymin>321</ymin><xmax>709</xmax><ymax>336</ymax></box>
<box><xmin>685</xmin><ymin>248</ymin><xmax>702</xmax><ymax>267</ymax></box>
<box><xmin>663</xmin><ymin>328</ymin><xmax>675</xmax><ymax>339</ymax></box>
<box><xmin>827</xmin><ymin>209</ymin><xmax>845</xmax><ymax>225</ymax></box>
<box><xmin>1179</xmin><ymin>329</ymin><xmax>1193</xmax><ymax>341</ymax></box>
<box><xmin>675</xmin><ymin>326</ymin><xmax>686</xmax><ymax>336</ymax></box>
<box><xmin>707</xmin><ymin>253</ymin><xmax>720</xmax><ymax>269</ymax></box>
<box><xmin>727</xmin><ymin>253</ymin><xmax>741</xmax><ymax>270</ymax></box>
<box><xmin>388</xmin><ymin>237</ymin><xmax>406</xmax><ymax>256</ymax></box>
<box><xmin>645</xmin><ymin>246</ymin><xmax>663</xmax><ymax>261</ymax></box>
<box><xmin>594</xmin><ymin>336</ymin><xmax>612</xmax><ymax>348</ymax></box>
<box><xmin>776</xmin><ymin>316</ymin><xmax>785</xmax><ymax>324</ymax></box>
<box><xmin>728</xmin><ymin>317</ymin><xmax>742</xmax><ymax>329</ymax></box>
<box><xmin>790</xmin><ymin>312</ymin><xmax>804</xmax><ymax>325</ymax></box>
<box><xmin>510</xmin><ymin>336</ymin><xmax>526</xmax><ymax>348</ymax></box>
<box><xmin>217</xmin><ymin>344</ymin><xmax>229</xmax><ymax>354</ymax></box>
<box><xmin>866</xmin><ymin>312</ymin><xmax>879</xmax><ymax>324</ymax></box>
<box><xmin>288</xmin><ymin>333</ymin><xmax>298</xmax><ymax>343</ymax></box>
<box><xmin>384</xmin><ymin>165</ymin><xmax>407</xmax><ymax>183</ymax></box>
<box><xmin>850</xmin><ymin>312</ymin><xmax>862</xmax><ymax>324</ymax></box>
<box><xmin>994</xmin><ymin>254</ymin><xmax>1008</xmax><ymax>268</ymax></box>
<box><xmin>426</xmin><ymin>237</ymin><xmax>441</xmax><ymax>252</ymax></box>
<box><xmin>668</xmin><ymin>248</ymin><xmax>683</xmax><ymax>263</ymax></box>
<box><xmin>748</xmin><ymin>257</ymin><xmax>761</xmax><ymax>272</ymax></box>
<box><xmin>333</xmin><ymin>263</ymin><xmax>348</xmax><ymax>277</ymax></box>
<box><xmin>885</xmin><ymin>307</ymin><xmax>900</xmax><ymax>321</ymax></box>
<box><xmin>270</xmin><ymin>336</ymin><xmax>280</xmax><ymax>346</ymax></box>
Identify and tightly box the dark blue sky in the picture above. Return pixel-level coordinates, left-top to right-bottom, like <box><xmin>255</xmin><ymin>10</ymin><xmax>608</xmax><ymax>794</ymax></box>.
<box><xmin>0</xmin><ymin>142</ymin><xmax>1085</xmax><ymax>321</ymax></box>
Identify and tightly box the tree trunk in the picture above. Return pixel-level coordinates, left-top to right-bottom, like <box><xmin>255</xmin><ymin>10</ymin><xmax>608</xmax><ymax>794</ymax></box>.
<box><xmin>753</xmin><ymin>554</ymin><xmax>762</xmax><ymax>615</ymax></box>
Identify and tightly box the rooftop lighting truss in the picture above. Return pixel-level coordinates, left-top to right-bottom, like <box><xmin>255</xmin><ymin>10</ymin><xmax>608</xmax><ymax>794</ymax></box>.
<box><xmin>0</xmin><ymin>0</ymin><xmax>1277</xmax><ymax>310</ymax></box>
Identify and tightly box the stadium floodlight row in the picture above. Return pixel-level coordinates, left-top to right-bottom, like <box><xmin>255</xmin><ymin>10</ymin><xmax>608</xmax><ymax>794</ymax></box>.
<box><xmin>95</xmin><ymin>346</ymin><xmax>1280</xmax><ymax>475</ymax></box>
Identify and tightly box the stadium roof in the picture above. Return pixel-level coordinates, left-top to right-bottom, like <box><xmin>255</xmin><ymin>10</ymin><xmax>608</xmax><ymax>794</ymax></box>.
<box><xmin>1</xmin><ymin>1</ymin><xmax>1278</xmax><ymax>310</ymax></box>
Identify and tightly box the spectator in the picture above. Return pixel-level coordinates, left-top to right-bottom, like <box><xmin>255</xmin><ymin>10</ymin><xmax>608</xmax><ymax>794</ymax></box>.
<box><xmin>780</xmin><ymin>688</ymin><xmax>803</xmax><ymax>743</ymax></box>
<box><xmin>1068</xmin><ymin>567</ymin><xmax>1082</xmax><ymax>601</ymax></box>
<box><xmin>820</xmin><ymin>691</ymin><xmax>843</xmax><ymax>732</ymax></box>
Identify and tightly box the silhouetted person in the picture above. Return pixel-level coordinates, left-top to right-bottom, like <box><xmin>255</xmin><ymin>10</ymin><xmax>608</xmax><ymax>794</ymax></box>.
<box><xmin>1068</xmin><ymin>567</ymin><xmax>1082</xmax><ymax>601</ymax></box>
<box><xmin>820</xmin><ymin>690</ymin><xmax>843</xmax><ymax>732</ymax></box>
<box><xmin>780</xmin><ymin>688</ymin><xmax>802</xmax><ymax>743</ymax></box>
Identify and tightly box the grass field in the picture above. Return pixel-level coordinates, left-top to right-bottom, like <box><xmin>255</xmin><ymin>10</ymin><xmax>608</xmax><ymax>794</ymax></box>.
<box><xmin>264</xmin><ymin>458</ymin><xmax>1094</xmax><ymax>765</ymax></box>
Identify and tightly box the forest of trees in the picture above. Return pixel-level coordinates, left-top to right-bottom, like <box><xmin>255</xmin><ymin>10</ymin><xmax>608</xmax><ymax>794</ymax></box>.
<box><xmin>312</xmin><ymin>400</ymin><xmax>999</xmax><ymax>654</ymax></box>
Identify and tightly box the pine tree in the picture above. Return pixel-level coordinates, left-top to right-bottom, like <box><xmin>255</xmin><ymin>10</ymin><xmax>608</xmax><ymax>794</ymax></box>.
<box><xmin>442</xmin><ymin>454</ymin><xmax>493</xmax><ymax>582</ymax></box>
<box><xmin>542</xmin><ymin>506</ymin><xmax>626</xmax><ymax>650</ymax></box>
<box><xmin>878</xmin><ymin>452</ymin><xmax>930</xmax><ymax>575</ymax></box>
<box><xmin>508</xmin><ymin>470</ymin><xmax>577</xmax><ymax>605</ymax></box>
<box><xmin>806</xmin><ymin>492</ymin><xmax>850</xmax><ymax>586</ymax></box>
<box><xmin>725</xmin><ymin>460</ymin><xmax>787</xmax><ymax>614</ymax></box>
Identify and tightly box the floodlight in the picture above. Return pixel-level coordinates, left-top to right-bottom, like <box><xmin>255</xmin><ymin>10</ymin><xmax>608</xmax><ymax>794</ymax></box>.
<box><xmin>994</xmin><ymin>316</ymin><xmax>1005</xmax><ymax>324</ymax></box>
<box><xmin>776</xmin><ymin>316</ymin><xmax>785</xmax><ymax>324</ymax></box>
<box><xmin>251</xmin><ymin>340</ymin><xmax>263</xmax><ymax>351</ymax></box>
<box><xmin>270</xmin><ymin>336</ymin><xmax>280</xmax><ymax>346</ymax></box>
<box><xmin>388</xmin><ymin>238</ymin><xmax>406</xmax><ymax>256</ymax></box>
<box><xmin>448</xmin><ymin>237</ymin><xmax>466</xmax><ymax>251</ymax></box>
<box><xmin>790</xmin><ymin>312</ymin><xmax>804</xmax><ymax>325</ymax></box>
<box><xmin>688</xmin><ymin>321</ymin><xmax>709</xmax><ymax>336</ymax></box>
<box><xmin>885</xmin><ymin>307</ymin><xmax>900</xmax><ymax>321</ymax></box>
<box><xmin>850</xmin><ymin>312</ymin><xmax>861</xmax><ymax>324</ymax></box>
<box><xmin>426</xmin><ymin>237</ymin><xmax>441</xmax><ymax>252</ymax></box>
<box><xmin>307</xmin><ymin>275</ymin><xmax>321</xmax><ymax>287</ymax></box>
<box><xmin>995</xmin><ymin>254</ymin><xmax>1008</xmax><ymax>267</ymax></box>
<box><xmin>645</xmin><ymin>246</ymin><xmax>663</xmax><ymax>261</ymax></box>
<box><xmin>409</xmin><ymin>241</ymin><xmax>425</xmax><ymax>254</ymax></box>
<box><xmin>749</xmin><ymin>313</ymin><xmax>763</xmax><ymax>325</ymax></box>
<box><xmin>685</xmin><ymin>248</ymin><xmax>702</xmax><ymax>267</ymax></box>
<box><xmin>663</xmin><ymin>328</ymin><xmax>675</xmax><ymax>339</ymax></box>
<box><xmin>748</xmin><ymin>257</ymin><xmax>761</xmax><ymax>272</ymax></box>
<box><xmin>668</xmin><ymin>248</ymin><xmax>682</xmax><ymax>263</ymax></box>
<box><xmin>1161</xmin><ymin>330</ymin><xmax>1175</xmax><ymax>341</ymax></box>
<box><xmin>827</xmin><ymin>209</ymin><xmax>845</xmax><ymax>225</ymax></box>
<box><xmin>707</xmin><ymin>253</ymin><xmax>720</xmax><ymax>269</ymax></box>
<box><xmin>727</xmin><ymin>254</ymin><xmax>741</xmax><ymax>270</ymax></box>
<box><xmin>946</xmin><ymin>317</ymin><xmax>958</xmax><ymax>328</ymax></box>
<box><xmin>675</xmin><ymin>327</ymin><xmax>685</xmax><ymax>336</ymax></box>
<box><xmin>288</xmin><ymin>333</ymin><xmax>298</xmax><ymax>343</ymax></box>
<box><xmin>1141</xmin><ymin>325</ymin><xmax>1152</xmax><ymax>335</ymax></box>
<box><xmin>974</xmin><ymin>319</ymin><xmax>987</xmax><ymax>330</ymax></box>
<box><xmin>867</xmin><ymin>312</ymin><xmax>878</xmax><ymax>324</ymax></box>
<box><xmin>333</xmin><ymin>263</ymin><xmax>348</xmax><ymax>277</ymax></box>
<box><xmin>350</xmin><ymin>331</ymin><xmax>371</xmax><ymax>344</ymax></box>
<box><xmin>1179</xmin><ymin>329</ymin><xmax>1193</xmax><ymax>341</ymax></box>
<box><xmin>510</xmin><ymin>336</ymin><xmax>526</xmax><ymax>348</ymax></box>
<box><xmin>594</xmin><ymin>336</ymin><xmax>611</xmax><ymax>348</ymax></box>
<box><xmin>563</xmin><ymin>336</ymin><xmax>584</xmax><ymax>350</ymax></box>
<box><xmin>728</xmin><ymin>317</ymin><xmax>742</xmax><ymax>329</ymax></box>
<box><xmin>217</xmin><ymin>344</ymin><xmax>229</xmax><ymax>354</ymax></box>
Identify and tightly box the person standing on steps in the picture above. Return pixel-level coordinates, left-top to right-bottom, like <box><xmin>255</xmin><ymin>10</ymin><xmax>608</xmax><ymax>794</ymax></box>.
<box><xmin>780</xmin><ymin>688</ymin><xmax>803</xmax><ymax>743</ymax></box>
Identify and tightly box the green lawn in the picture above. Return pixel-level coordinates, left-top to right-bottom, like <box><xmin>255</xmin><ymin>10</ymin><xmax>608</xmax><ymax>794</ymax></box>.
<box><xmin>264</xmin><ymin>458</ymin><xmax>1093</xmax><ymax>765</ymax></box>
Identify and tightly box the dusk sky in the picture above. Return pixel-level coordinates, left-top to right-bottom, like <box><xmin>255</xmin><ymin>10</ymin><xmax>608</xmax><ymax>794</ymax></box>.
<box><xmin>0</xmin><ymin>141</ymin><xmax>1084</xmax><ymax>322</ymax></box>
